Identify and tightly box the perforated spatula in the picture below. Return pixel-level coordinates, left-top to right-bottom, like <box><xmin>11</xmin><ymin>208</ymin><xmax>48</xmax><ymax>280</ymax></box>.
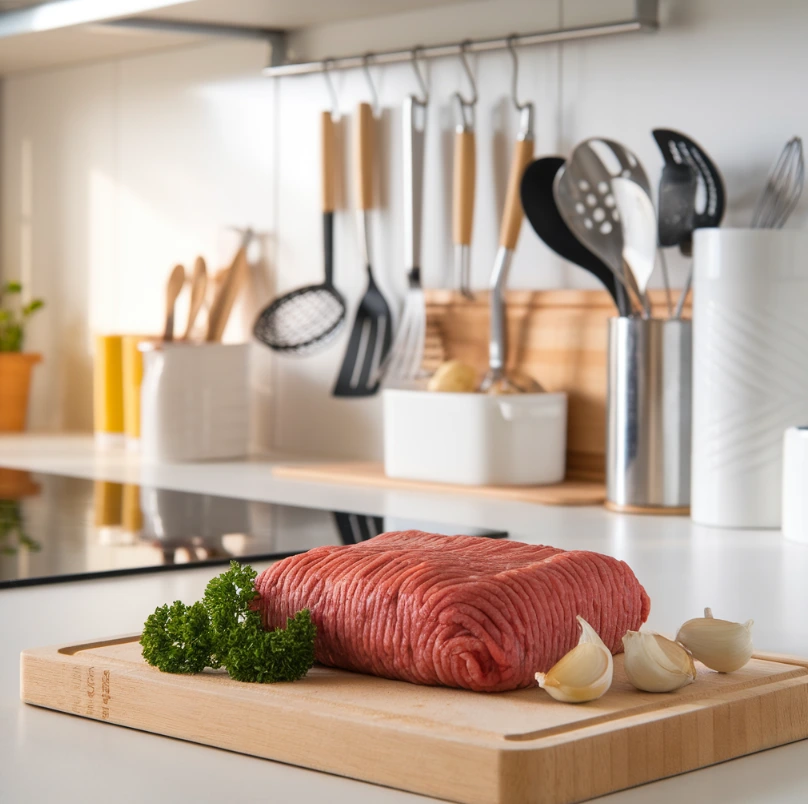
<box><xmin>653</xmin><ymin>129</ymin><xmax>725</xmax><ymax>316</ymax></box>
<box><xmin>652</xmin><ymin>129</ymin><xmax>725</xmax><ymax>257</ymax></box>
<box><xmin>333</xmin><ymin>103</ymin><xmax>392</xmax><ymax>397</ymax></box>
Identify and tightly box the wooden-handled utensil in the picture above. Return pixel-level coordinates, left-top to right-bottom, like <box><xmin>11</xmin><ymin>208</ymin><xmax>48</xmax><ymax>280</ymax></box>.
<box><xmin>183</xmin><ymin>256</ymin><xmax>207</xmax><ymax>340</ymax></box>
<box><xmin>332</xmin><ymin>102</ymin><xmax>393</xmax><ymax>397</ymax></box>
<box><xmin>252</xmin><ymin>110</ymin><xmax>346</xmax><ymax>354</ymax></box>
<box><xmin>480</xmin><ymin>104</ymin><xmax>542</xmax><ymax>393</ymax></box>
<box><xmin>453</xmin><ymin>98</ymin><xmax>475</xmax><ymax>299</ymax></box>
<box><xmin>206</xmin><ymin>234</ymin><xmax>251</xmax><ymax>343</ymax></box>
<box><xmin>163</xmin><ymin>263</ymin><xmax>186</xmax><ymax>343</ymax></box>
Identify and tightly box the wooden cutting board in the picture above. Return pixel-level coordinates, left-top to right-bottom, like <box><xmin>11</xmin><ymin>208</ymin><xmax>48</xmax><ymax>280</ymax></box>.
<box><xmin>271</xmin><ymin>462</ymin><xmax>605</xmax><ymax>506</ymax></box>
<box><xmin>22</xmin><ymin>636</ymin><xmax>808</xmax><ymax>804</ymax></box>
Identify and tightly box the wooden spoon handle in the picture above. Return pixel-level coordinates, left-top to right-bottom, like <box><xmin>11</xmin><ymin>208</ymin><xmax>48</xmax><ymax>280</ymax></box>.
<box><xmin>499</xmin><ymin>138</ymin><xmax>534</xmax><ymax>250</ymax></box>
<box><xmin>453</xmin><ymin>129</ymin><xmax>475</xmax><ymax>247</ymax></box>
<box><xmin>206</xmin><ymin>248</ymin><xmax>247</xmax><ymax>342</ymax></box>
<box><xmin>321</xmin><ymin>111</ymin><xmax>336</xmax><ymax>214</ymax></box>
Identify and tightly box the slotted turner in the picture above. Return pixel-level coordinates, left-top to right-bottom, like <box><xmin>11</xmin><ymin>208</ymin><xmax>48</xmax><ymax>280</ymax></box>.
<box><xmin>333</xmin><ymin>103</ymin><xmax>392</xmax><ymax>397</ymax></box>
<box><xmin>653</xmin><ymin>129</ymin><xmax>726</xmax><ymax>315</ymax></box>
<box><xmin>652</xmin><ymin>129</ymin><xmax>725</xmax><ymax>256</ymax></box>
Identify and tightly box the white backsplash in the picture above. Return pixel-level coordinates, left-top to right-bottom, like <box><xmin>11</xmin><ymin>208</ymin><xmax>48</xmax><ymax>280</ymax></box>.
<box><xmin>2</xmin><ymin>0</ymin><xmax>808</xmax><ymax>459</ymax></box>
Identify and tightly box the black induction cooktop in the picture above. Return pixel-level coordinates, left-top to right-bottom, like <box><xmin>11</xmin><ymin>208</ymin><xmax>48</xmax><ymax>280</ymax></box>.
<box><xmin>0</xmin><ymin>467</ymin><xmax>506</xmax><ymax>588</ymax></box>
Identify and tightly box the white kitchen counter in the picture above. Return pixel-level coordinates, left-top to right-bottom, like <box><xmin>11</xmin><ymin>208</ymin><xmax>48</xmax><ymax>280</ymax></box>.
<box><xmin>2</xmin><ymin>434</ymin><xmax>808</xmax><ymax>804</ymax></box>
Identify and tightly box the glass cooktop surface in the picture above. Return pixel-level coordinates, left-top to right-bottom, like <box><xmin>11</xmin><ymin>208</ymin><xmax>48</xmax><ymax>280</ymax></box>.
<box><xmin>0</xmin><ymin>467</ymin><xmax>506</xmax><ymax>588</ymax></box>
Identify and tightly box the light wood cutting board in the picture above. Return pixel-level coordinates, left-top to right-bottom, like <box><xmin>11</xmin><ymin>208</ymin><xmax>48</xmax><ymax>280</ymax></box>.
<box><xmin>21</xmin><ymin>636</ymin><xmax>808</xmax><ymax>804</ymax></box>
<box><xmin>271</xmin><ymin>462</ymin><xmax>605</xmax><ymax>506</ymax></box>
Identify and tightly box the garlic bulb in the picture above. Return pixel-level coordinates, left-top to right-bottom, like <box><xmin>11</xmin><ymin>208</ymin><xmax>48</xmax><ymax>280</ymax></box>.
<box><xmin>622</xmin><ymin>631</ymin><xmax>696</xmax><ymax>692</ymax></box>
<box><xmin>675</xmin><ymin>608</ymin><xmax>754</xmax><ymax>673</ymax></box>
<box><xmin>536</xmin><ymin>616</ymin><xmax>613</xmax><ymax>703</ymax></box>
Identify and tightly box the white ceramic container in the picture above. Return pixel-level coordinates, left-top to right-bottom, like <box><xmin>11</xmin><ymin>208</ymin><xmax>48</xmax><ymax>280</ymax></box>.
<box><xmin>140</xmin><ymin>342</ymin><xmax>249</xmax><ymax>463</ymax></box>
<box><xmin>782</xmin><ymin>426</ymin><xmax>808</xmax><ymax>544</ymax></box>
<box><xmin>383</xmin><ymin>389</ymin><xmax>567</xmax><ymax>486</ymax></box>
<box><xmin>691</xmin><ymin>229</ymin><xmax>808</xmax><ymax>529</ymax></box>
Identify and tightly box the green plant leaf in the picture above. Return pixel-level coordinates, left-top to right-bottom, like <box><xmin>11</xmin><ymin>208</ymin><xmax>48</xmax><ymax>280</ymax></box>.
<box><xmin>22</xmin><ymin>299</ymin><xmax>44</xmax><ymax>316</ymax></box>
<box><xmin>3</xmin><ymin>281</ymin><xmax>21</xmax><ymax>294</ymax></box>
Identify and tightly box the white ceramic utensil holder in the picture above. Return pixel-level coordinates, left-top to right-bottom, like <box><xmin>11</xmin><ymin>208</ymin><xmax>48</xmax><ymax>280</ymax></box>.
<box><xmin>140</xmin><ymin>342</ymin><xmax>250</xmax><ymax>463</ymax></box>
<box><xmin>782</xmin><ymin>426</ymin><xmax>808</xmax><ymax>544</ymax></box>
<box><xmin>691</xmin><ymin>229</ymin><xmax>808</xmax><ymax>529</ymax></box>
<box><xmin>383</xmin><ymin>389</ymin><xmax>567</xmax><ymax>486</ymax></box>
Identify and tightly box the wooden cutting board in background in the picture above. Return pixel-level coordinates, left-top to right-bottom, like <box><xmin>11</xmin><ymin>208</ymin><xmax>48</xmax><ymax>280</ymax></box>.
<box><xmin>22</xmin><ymin>636</ymin><xmax>808</xmax><ymax>804</ymax></box>
<box><xmin>271</xmin><ymin>462</ymin><xmax>605</xmax><ymax>506</ymax></box>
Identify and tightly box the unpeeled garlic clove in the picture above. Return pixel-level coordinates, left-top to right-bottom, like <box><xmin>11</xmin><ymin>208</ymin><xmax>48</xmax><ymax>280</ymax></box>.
<box><xmin>622</xmin><ymin>631</ymin><xmax>697</xmax><ymax>693</ymax></box>
<box><xmin>536</xmin><ymin>616</ymin><xmax>613</xmax><ymax>703</ymax></box>
<box><xmin>675</xmin><ymin>607</ymin><xmax>754</xmax><ymax>673</ymax></box>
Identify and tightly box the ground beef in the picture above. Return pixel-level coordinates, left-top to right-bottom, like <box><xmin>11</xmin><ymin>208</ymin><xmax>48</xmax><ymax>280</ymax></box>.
<box><xmin>256</xmin><ymin>531</ymin><xmax>650</xmax><ymax>692</ymax></box>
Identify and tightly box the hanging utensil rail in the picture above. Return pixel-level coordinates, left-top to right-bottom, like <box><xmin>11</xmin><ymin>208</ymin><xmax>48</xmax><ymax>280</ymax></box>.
<box><xmin>262</xmin><ymin>0</ymin><xmax>658</xmax><ymax>78</ymax></box>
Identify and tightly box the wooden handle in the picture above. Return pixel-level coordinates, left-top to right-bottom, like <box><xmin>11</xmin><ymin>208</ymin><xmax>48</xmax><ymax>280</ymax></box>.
<box><xmin>499</xmin><ymin>138</ymin><xmax>534</xmax><ymax>250</ymax></box>
<box><xmin>354</xmin><ymin>102</ymin><xmax>374</xmax><ymax>211</ymax></box>
<box><xmin>452</xmin><ymin>130</ymin><xmax>475</xmax><ymax>247</ymax></box>
<box><xmin>321</xmin><ymin>111</ymin><xmax>336</xmax><ymax>213</ymax></box>
<box><xmin>184</xmin><ymin>256</ymin><xmax>207</xmax><ymax>340</ymax></box>
<box><xmin>206</xmin><ymin>248</ymin><xmax>247</xmax><ymax>342</ymax></box>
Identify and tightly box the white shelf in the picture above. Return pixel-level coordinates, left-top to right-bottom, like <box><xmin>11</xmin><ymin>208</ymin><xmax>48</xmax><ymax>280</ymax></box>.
<box><xmin>0</xmin><ymin>0</ymin><xmax>470</xmax><ymax>74</ymax></box>
<box><xmin>0</xmin><ymin>0</ymin><xmax>655</xmax><ymax>76</ymax></box>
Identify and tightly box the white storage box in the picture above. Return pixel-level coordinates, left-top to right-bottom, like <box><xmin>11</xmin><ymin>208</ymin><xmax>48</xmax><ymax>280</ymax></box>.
<box><xmin>383</xmin><ymin>389</ymin><xmax>567</xmax><ymax>486</ymax></box>
<box><xmin>140</xmin><ymin>342</ymin><xmax>249</xmax><ymax>463</ymax></box>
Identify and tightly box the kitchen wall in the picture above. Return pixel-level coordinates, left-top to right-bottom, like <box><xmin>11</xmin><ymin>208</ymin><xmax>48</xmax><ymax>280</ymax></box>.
<box><xmin>3</xmin><ymin>0</ymin><xmax>808</xmax><ymax>458</ymax></box>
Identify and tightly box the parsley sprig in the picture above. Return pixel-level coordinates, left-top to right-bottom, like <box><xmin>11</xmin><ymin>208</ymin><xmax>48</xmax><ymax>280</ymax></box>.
<box><xmin>140</xmin><ymin>561</ymin><xmax>316</xmax><ymax>683</ymax></box>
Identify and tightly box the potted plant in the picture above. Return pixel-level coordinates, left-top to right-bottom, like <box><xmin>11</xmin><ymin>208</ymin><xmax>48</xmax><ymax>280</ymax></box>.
<box><xmin>0</xmin><ymin>281</ymin><xmax>44</xmax><ymax>432</ymax></box>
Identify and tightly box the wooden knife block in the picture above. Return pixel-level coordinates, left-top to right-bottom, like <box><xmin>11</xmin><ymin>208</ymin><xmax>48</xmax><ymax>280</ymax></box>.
<box><xmin>423</xmin><ymin>289</ymin><xmax>691</xmax><ymax>483</ymax></box>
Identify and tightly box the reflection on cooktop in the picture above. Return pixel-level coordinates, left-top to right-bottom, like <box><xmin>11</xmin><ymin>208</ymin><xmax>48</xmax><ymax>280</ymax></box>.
<box><xmin>0</xmin><ymin>467</ymin><xmax>507</xmax><ymax>588</ymax></box>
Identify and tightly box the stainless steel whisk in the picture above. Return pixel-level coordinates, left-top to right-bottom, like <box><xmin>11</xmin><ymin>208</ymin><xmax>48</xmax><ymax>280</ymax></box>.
<box><xmin>750</xmin><ymin>136</ymin><xmax>805</xmax><ymax>229</ymax></box>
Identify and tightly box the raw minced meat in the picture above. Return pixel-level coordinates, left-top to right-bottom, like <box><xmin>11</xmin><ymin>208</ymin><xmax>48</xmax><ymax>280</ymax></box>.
<box><xmin>256</xmin><ymin>531</ymin><xmax>650</xmax><ymax>692</ymax></box>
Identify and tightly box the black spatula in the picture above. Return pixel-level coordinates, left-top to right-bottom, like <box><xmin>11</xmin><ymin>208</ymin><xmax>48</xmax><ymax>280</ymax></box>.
<box><xmin>653</xmin><ymin>129</ymin><xmax>725</xmax><ymax>316</ymax></box>
<box><xmin>520</xmin><ymin>157</ymin><xmax>626</xmax><ymax>314</ymax></box>
<box><xmin>652</xmin><ymin>129</ymin><xmax>726</xmax><ymax>257</ymax></box>
<box><xmin>333</xmin><ymin>103</ymin><xmax>393</xmax><ymax>397</ymax></box>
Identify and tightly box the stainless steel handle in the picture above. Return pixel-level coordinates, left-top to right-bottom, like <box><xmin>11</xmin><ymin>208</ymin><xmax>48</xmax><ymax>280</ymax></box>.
<box><xmin>488</xmin><ymin>245</ymin><xmax>513</xmax><ymax>374</ymax></box>
<box><xmin>403</xmin><ymin>95</ymin><xmax>426</xmax><ymax>282</ymax></box>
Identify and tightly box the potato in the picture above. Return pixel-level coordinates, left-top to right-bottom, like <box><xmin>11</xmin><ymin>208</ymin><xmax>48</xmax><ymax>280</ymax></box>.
<box><xmin>427</xmin><ymin>360</ymin><xmax>478</xmax><ymax>393</ymax></box>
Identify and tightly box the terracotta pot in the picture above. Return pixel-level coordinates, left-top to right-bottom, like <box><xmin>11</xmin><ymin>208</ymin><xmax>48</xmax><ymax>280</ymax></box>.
<box><xmin>0</xmin><ymin>352</ymin><xmax>41</xmax><ymax>432</ymax></box>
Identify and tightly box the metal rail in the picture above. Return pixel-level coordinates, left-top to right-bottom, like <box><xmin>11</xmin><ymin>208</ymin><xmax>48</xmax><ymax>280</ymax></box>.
<box><xmin>262</xmin><ymin>0</ymin><xmax>658</xmax><ymax>78</ymax></box>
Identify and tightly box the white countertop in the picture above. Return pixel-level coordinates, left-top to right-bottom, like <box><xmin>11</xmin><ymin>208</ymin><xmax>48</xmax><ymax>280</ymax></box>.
<box><xmin>2</xmin><ymin>434</ymin><xmax>808</xmax><ymax>804</ymax></box>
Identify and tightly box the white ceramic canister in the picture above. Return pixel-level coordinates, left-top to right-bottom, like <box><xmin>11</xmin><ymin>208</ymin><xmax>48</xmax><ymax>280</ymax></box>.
<box><xmin>782</xmin><ymin>426</ymin><xmax>808</xmax><ymax>544</ymax></box>
<box><xmin>691</xmin><ymin>229</ymin><xmax>808</xmax><ymax>528</ymax></box>
<box><xmin>383</xmin><ymin>389</ymin><xmax>567</xmax><ymax>486</ymax></box>
<box><xmin>139</xmin><ymin>342</ymin><xmax>250</xmax><ymax>463</ymax></box>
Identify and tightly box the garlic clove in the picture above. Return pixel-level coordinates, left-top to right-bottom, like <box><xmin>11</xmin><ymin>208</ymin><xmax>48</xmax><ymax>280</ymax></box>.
<box><xmin>536</xmin><ymin>616</ymin><xmax>613</xmax><ymax>703</ymax></box>
<box><xmin>675</xmin><ymin>607</ymin><xmax>754</xmax><ymax>673</ymax></box>
<box><xmin>622</xmin><ymin>631</ymin><xmax>696</xmax><ymax>693</ymax></box>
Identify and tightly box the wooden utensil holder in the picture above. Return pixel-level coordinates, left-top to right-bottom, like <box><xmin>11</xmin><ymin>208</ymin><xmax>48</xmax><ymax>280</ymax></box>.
<box><xmin>423</xmin><ymin>289</ymin><xmax>690</xmax><ymax>482</ymax></box>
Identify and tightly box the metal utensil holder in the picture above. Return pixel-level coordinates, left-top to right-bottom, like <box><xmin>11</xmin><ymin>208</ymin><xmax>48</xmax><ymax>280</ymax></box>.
<box><xmin>606</xmin><ymin>317</ymin><xmax>692</xmax><ymax>513</ymax></box>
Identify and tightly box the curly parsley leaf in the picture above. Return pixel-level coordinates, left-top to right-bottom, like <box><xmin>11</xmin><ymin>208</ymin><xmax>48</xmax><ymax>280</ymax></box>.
<box><xmin>140</xmin><ymin>561</ymin><xmax>316</xmax><ymax>684</ymax></box>
<box><xmin>140</xmin><ymin>600</ymin><xmax>214</xmax><ymax>674</ymax></box>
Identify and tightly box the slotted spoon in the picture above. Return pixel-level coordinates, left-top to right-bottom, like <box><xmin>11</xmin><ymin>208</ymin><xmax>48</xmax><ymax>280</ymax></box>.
<box><xmin>553</xmin><ymin>144</ymin><xmax>645</xmax><ymax>315</ymax></box>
